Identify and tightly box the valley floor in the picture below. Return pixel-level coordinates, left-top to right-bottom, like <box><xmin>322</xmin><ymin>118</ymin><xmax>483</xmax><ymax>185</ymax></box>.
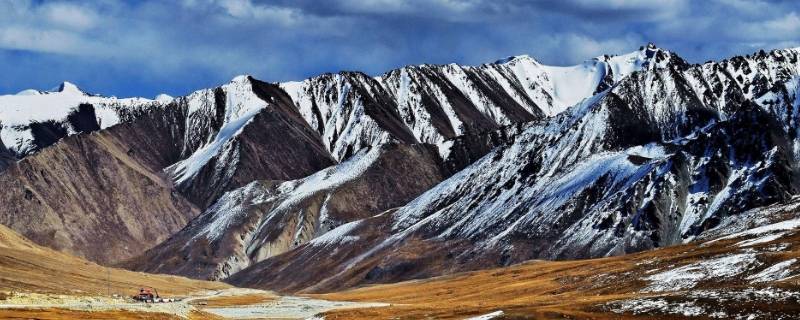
<box><xmin>2</xmin><ymin>209</ymin><xmax>800</xmax><ymax>319</ymax></box>
<box><xmin>0</xmin><ymin>288</ymin><xmax>387</xmax><ymax>320</ymax></box>
<box><xmin>0</xmin><ymin>222</ymin><xmax>388</xmax><ymax>319</ymax></box>
<box><xmin>315</xmin><ymin>219</ymin><xmax>800</xmax><ymax>319</ymax></box>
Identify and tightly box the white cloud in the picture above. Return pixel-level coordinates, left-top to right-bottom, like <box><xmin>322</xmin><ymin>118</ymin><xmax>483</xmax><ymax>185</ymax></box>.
<box><xmin>42</xmin><ymin>2</ymin><xmax>97</xmax><ymax>30</ymax></box>
<box><xmin>730</xmin><ymin>12</ymin><xmax>800</xmax><ymax>42</ymax></box>
<box><xmin>0</xmin><ymin>27</ymin><xmax>101</xmax><ymax>55</ymax></box>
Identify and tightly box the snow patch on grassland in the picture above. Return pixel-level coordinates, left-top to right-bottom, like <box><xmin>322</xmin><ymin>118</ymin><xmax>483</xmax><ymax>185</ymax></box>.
<box><xmin>687</xmin><ymin>287</ymin><xmax>800</xmax><ymax>302</ymax></box>
<box><xmin>642</xmin><ymin>253</ymin><xmax>761</xmax><ymax>292</ymax></box>
<box><xmin>610</xmin><ymin>287</ymin><xmax>800</xmax><ymax>319</ymax></box>
<box><xmin>705</xmin><ymin>218</ymin><xmax>800</xmax><ymax>246</ymax></box>
<box><xmin>465</xmin><ymin>310</ymin><xmax>504</xmax><ymax>320</ymax></box>
<box><xmin>736</xmin><ymin>232</ymin><xmax>790</xmax><ymax>247</ymax></box>
<box><xmin>608</xmin><ymin>299</ymin><xmax>706</xmax><ymax>317</ymax></box>
<box><xmin>747</xmin><ymin>259</ymin><xmax>797</xmax><ymax>283</ymax></box>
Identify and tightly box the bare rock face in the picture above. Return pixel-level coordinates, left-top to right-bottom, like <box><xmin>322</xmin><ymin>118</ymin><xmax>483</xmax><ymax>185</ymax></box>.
<box><xmin>0</xmin><ymin>136</ymin><xmax>15</xmax><ymax>172</ymax></box>
<box><xmin>0</xmin><ymin>124</ymin><xmax>199</xmax><ymax>264</ymax></box>
<box><xmin>124</xmin><ymin>142</ymin><xmax>445</xmax><ymax>280</ymax></box>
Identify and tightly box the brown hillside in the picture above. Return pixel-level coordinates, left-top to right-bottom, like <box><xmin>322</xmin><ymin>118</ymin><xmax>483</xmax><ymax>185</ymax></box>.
<box><xmin>0</xmin><ymin>224</ymin><xmax>227</xmax><ymax>296</ymax></box>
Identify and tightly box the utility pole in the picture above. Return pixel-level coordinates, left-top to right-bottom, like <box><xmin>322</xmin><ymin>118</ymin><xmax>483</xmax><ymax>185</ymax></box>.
<box><xmin>107</xmin><ymin>268</ymin><xmax>111</xmax><ymax>297</ymax></box>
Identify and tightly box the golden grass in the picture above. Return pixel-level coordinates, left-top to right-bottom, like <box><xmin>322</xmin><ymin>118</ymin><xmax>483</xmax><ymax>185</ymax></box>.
<box><xmin>316</xmin><ymin>233</ymin><xmax>800</xmax><ymax>319</ymax></box>
<box><xmin>0</xmin><ymin>224</ymin><xmax>228</xmax><ymax>297</ymax></box>
<box><xmin>0</xmin><ymin>308</ymin><xmax>225</xmax><ymax>320</ymax></box>
<box><xmin>0</xmin><ymin>308</ymin><xmax>179</xmax><ymax>320</ymax></box>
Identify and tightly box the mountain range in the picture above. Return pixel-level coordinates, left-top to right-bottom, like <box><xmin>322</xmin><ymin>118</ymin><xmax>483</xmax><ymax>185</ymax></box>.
<box><xmin>1</xmin><ymin>43</ymin><xmax>799</xmax><ymax>296</ymax></box>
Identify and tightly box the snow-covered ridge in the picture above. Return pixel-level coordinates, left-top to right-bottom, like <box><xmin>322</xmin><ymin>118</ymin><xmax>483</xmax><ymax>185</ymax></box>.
<box><xmin>0</xmin><ymin>44</ymin><xmax>674</xmax><ymax>162</ymax></box>
<box><xmin>0</xmin><ymin>81</ymin><xmax>165</xmax><ymax>155</ymax></box>
<box><xmin>168</xmin><ymin>75</ymin><xmax>269</xmax><ymax>185</ymax></box>
<box><xmin>279</xmin><ymin>44</ymin><xmax>675</xmax><ymax>161</ymax></box>
<box><xmin>497</xmin><ymin>43</ymin><xmax>673</xmax><ymax>115</ymax></box>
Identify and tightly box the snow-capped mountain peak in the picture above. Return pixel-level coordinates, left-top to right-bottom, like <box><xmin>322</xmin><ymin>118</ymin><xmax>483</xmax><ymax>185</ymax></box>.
<box><xmin>230</xmin><ymin>74</ymin><xmax>253</xmax><ymax>84</ymax></box>
<box><xmin>0</xmin><ymin>81</ymin><xmax>164</xmax><ymax>155</ymax></box>
<box><xmin>154</xmin><ymin>93</ymin><xmax>174</xmax><ymax>102</ymax></box>
<box><xmin>54</xmin><ymin>81</ymin><xmax>83</xmax><ymax>94</ymax></box>
<box><xmin>494</xmin><ymin>54</ymin><xmax>538</xmax><ymax>65</ymax></box>
<box><xmin>14</xmin><ymin>89</ymin><xmax>43</xmax><ymax>96</ymax></box>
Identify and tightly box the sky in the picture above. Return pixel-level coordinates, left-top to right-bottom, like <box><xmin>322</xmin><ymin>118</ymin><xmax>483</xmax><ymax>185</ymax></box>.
<box><xmin>0</xmin><ymin>0</ymin><xmax>799</xmax><ymax>98</ymax></box>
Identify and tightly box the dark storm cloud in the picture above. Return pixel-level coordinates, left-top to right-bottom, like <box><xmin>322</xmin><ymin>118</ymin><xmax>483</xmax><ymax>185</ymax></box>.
<box><xmin>0</xmin><ymin>0</ymin><xmax>797</xmax><ymax>98</ymax></box>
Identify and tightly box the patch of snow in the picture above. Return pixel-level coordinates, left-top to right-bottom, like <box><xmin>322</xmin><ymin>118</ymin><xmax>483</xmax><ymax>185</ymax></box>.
<box><xmin>170</xmin><ymin>75</ymin><xmax>269</xmax><ymax>184</ymax></box>
<box><xmin>707</xmin><ymin>219</ymin><xmax>800</xmax><ymax>245</ymax></box>
<box><xmin>687</xmin><ymin>287</ymin><xmax>800</xmax><ymax>302</ymax></box>
<box><xmin>607</xmin><ymin>298</ymin><xmax>705</xmax><ymax>317</ymax></box>
<box><xmin>540</xmin><ymin>63</ymin><xmax>605</xmax><ymax>110</ymax></box>
<box><xmin>765</xmin><ymin>243</ymin><xmax>792</xmax><ymax>252</ymax></box>
<box><xmin>642</xmin><ymin>253</ymin><xmax>761</xmax><ymax>292</ymax></box>
<box><xmin>736</xmin><ymin>232</ymin><xmax>790</xmax><ymax>247</ymax></box>
<box><xmin>747</xmin><ymin>259</ymin><xmax>797</xmax><ymax>283</ymax></box>
<box><xmin>273</xmin><ymin>146</ymin><xmax>381</xmax><ymax>213</ymax></box>
<box><xmin>309</xmin><ymin>221</ymin><xmax>361</xmax><ymax>246</ymax></box>
<box><xmin>465</xmin><ymin>310</ymin><xmax>504</xmax><ymax>320</ymax></box>
<box><xmin>169</xmin><ymin>106</ymin><xmax>262</xmax><ymax>185</ymax></box>
<box><xmin>193</xmin><ymin>181</ymin><xmax>269</xmax><ymax>241</ymax></box>
<box><xmin>155</xmin><ymin>94</ymin><xmax>174</xmax><ymax>102</ymax></box>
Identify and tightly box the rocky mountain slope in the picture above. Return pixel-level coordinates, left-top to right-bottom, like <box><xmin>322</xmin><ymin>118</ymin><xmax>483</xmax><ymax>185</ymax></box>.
<box><xmin>0</xmin><ymin>116</ymin><xmax>199</xmax><ymax>264</ymax></box>
<box><xmin>164</xmin><ymin>76</ymin><xmax>335</xmax><ymax>208</ymax></box>
<box><xmin>125</xmin><ymin>142</ymin><xmax>445</xmax><ymax>280</ymax></box>
<box><xmin>0</xmin><ymin>77</ymin><xmax>337</xmax><ymax>263</ymax></box>
<box><xmin>226</xmin><ymin>46</ymin><xmax>800</xmax><ymax>292</ymax></box>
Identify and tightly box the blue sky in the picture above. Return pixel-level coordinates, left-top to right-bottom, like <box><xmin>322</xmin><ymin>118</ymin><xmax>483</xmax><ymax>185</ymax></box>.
<box><xmin>1</xmin><ymin>0</ymin><xmax>799</xmax><ymax>98</ymax></box>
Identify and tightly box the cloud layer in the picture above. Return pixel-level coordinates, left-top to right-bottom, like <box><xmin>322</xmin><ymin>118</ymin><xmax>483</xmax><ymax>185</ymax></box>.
<box><xmin>0</xmin><ymin>0</ymin><xmax>798</xmax><ymax>98</ymax></box>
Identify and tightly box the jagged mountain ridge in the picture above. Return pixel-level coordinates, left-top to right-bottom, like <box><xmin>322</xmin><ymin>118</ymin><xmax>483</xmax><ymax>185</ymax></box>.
<box><xmin>225</xmin><ymin>47</ymin><xmax>800</xmax><ymax>293</ymax></box>
<box><xmin>281</xmin><ymin>43</ymin><xmax>673</xmax><ymax>161</ymax></box>
<box><xmin>0</xmin><ymin>77</ymin><xmax>337</xmax><ymax>263</ymax></box>
<box><xmin>1</xmin><ymin>45</ymin><xmax>665</xmax><ymax>211</ymax></box>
